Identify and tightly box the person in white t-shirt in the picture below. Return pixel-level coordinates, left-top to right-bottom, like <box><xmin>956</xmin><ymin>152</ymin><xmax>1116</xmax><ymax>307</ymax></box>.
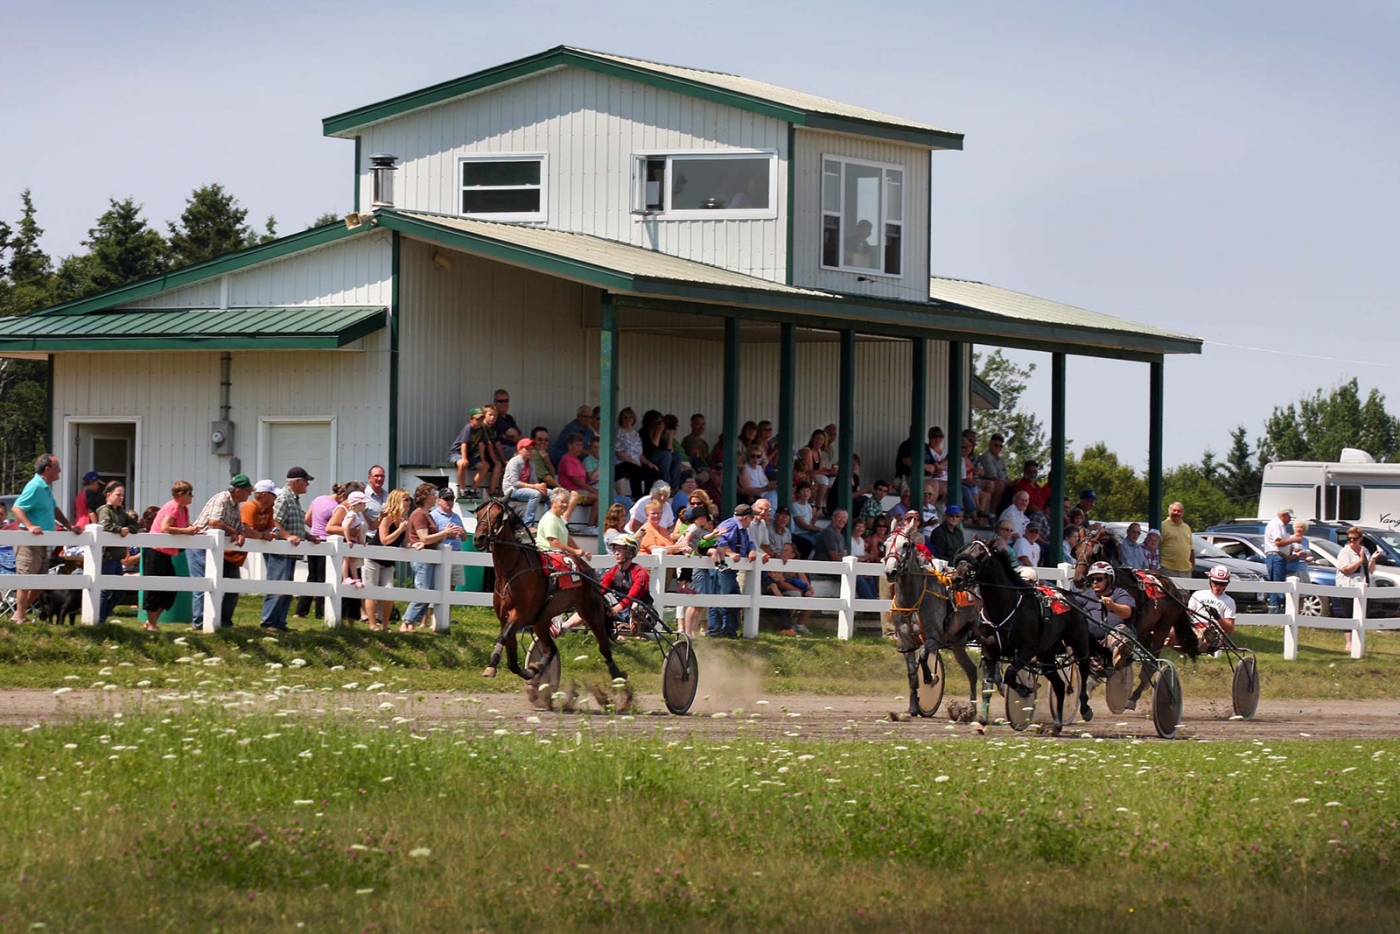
<box><xmin>1013</xmin><ymin>522</ymin><xmax>1042</xmax><ymax>568</ymax></box>
<box><xmin>627</xmin><ymin>482</ymin><xmax>674</xmax><ymax>532</ymax></box>
<box><xmin>1187</xmin><ymin>565</ymin><xmax>1237</xmax><ymax>652</ymax></box>
<box><xmin>1262</xmin><ymin>506</ymin><xmax>1302</xmax><ymax>613</ymax></box>
<box><xmin>998</xmin><ymin>489</ymin><xmax>1031</xmax><ymax>542</ymax></box>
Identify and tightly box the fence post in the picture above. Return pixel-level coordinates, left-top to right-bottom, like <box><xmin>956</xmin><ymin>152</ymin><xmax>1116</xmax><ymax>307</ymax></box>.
<box><xmin>837</xmin><ymin>556</ymin><xmax>856</xmax><ymax>640</ymax></box>
<box><xmin>1057</xmin><ymin>562</ymin><xmax>1074</xmax><ymax>588</ymax></box>
<box><xmin>741</xmin><ymin>557</ymin><xmax>762</xmax><ymax>639</ymax></box>
<box><xmin>201</xmin><ymin>531</ymin><xmax>224</xmax><ymax>634</ymax></box>
<box><xmin>434</xmin><ymin>544</ymin><xmax>453</xmax><ymax>632</ymax></box>
<box><xmin>1283</xmin><ymin>575</ymin><xmax>1300</xmax><ymax>660</ymax></box>
<box><xmin>79</xmin><ymin>527</ymin><xmax>102</xmax><ymax>625</ymax></box>
<box><xmin>1351</xmin><ymin>584</ymin><xmax>1367</xmax><ymax>659</ymax></box>
<box><xmin>648</xmin><ymin>551</ymin><xmax>669</xmax><ymax>624</ymax></box>
<box><xmin>324</xmin><ymin>538</ymin><xmax>343</xmax><ymax>629</ymax></box>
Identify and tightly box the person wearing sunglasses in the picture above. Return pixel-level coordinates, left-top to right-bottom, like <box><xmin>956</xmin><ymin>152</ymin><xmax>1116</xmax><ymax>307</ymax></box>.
<box><xmin>1188</xmin><ymin>565</ymin><xmax>1237</xmax><ymax>651</ymax></box>
<box><xmin>738</xmin><ymin>444</ymin><xmax>778</xmax><ymax>506</ymax></box>
<box><xmin>1337</xmin><ymin>527</ymin><xmax>1379</xmax><ymax>651</ymax></box>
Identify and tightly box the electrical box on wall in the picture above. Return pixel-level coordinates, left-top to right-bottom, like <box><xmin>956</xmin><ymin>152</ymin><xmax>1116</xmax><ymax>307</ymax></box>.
<box><xmin>210</xmin><ymin>420</ymin><xmax>235</xmax><ymax>456</ymax></box>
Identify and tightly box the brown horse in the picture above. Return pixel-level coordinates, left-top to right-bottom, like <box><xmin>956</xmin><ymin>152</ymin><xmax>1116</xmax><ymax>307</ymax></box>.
<box><xmin>1072</xmin><ymin>528</ymin><xmax>1199</xmax><ymax>709</ymax></box>
<box><xmin>474</xmin><ymin>499</ymin><xmax>625</xmax><ymax>685</ymax></box>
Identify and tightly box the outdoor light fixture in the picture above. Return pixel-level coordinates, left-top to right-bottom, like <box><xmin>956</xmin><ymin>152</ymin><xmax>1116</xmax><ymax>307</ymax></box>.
<box><xmin>370</xmin><ymin>153</ymin><xmax>399</xmax><ymax>207</ymax></box>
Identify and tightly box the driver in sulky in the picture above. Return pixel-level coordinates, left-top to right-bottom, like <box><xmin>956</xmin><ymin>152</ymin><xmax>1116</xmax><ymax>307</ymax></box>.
<box><xmin>1071</xmin><ymin>561</ymin><xmax>1136</xmax><ymax>670</ymax></box>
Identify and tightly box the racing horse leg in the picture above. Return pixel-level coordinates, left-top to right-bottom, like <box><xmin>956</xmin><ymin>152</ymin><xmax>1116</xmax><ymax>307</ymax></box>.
<box><xmin>1043</xmin><ymin>665</ymin><xmax>1067</xmax><ymax>735</ymax></box>
<box><xmin>948</xmin><ymin>642</ymin><xmax>979</xmax><ymax>703</ymax></box>
<box><xmin>581</xmin><ymin>586</ymin><xmax>627</xmax><ymax>682</ymax></box>
<box><xmin>977</xmin><ymin>651</ymin><xmax>997</xmax><ymax>726</ymax></box>
<box><xmin>904</xmin><ymin>647</ymin><xmax>922</xmax><ymax>718</ymax></box>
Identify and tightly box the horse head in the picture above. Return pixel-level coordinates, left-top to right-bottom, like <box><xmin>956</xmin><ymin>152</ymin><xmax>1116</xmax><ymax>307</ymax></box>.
<box><xmin>1071</xmin><ymin>526</ymin><xmax>1120</xmax><ymax>587</ymax></box>
<box><xmin>883</xmin><ymin>514</ymin><xmax>920</xmax><ymax>582</ymax></box>
<box><xmin>948</xmin><ymin>539</ymin><xmax>993</xmax><ymax>591</ymax></box>
<box><xmin>472</xmin><ymin>498</ymin><xmax>514</xmax><ymax>549</ymax></box>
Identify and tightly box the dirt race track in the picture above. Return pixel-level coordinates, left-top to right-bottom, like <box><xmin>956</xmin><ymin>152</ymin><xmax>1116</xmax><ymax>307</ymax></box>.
<box><xmin>2</xmin><ymin>686</ymin><xmax>1398</xmax><ymax>742</ymax></box>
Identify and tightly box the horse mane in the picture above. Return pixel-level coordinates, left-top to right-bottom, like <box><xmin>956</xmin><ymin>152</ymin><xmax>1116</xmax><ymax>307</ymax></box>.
<box><xmin>955</xmin><ymin>540</ymin><xmax>1029</xmax><ymax>588</ymax></box>
<box><xmin>1098</xmin><ymin>528</ymin><xmax>1122</xmax><ymax>563</ymax></box>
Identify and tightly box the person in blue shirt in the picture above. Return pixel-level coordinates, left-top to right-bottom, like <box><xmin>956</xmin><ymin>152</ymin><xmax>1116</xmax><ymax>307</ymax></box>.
<box><xmin>10</xmin><ymin>453</ymin><xmax>82</xmax><ymax>622</ymax></box>
<box><xmin>430</xmin><ymin>487</ymin><xmax>466</xmax><ymax>594</ymax></box>
<box><xmin>707</xmin><ymin>503</ymin><xmax>757</xmax><ymax>638</ymax></box>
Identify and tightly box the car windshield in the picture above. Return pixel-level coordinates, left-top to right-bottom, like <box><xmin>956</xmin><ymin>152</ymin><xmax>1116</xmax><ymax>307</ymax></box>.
<box><xmin>1192</xmin><ymin>536</ymin><xmax>1231</xmax><ymax>559</ymax></box>
<box><xmin>1311</xmin><ymin>539</ymin><xmax>1343</xmax><ymax>558</ymax></box>
<box><xmin>1363</xmin><ymin>529</ymin><xmax>1400</xmax><ymax>557</ymax></box>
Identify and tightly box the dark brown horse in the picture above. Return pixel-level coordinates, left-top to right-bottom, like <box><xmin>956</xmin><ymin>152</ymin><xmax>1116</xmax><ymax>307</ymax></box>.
<box><xmin>474</xmin><ymin>499</ymin><xmax>625</xmax><ymax>685</ymax></box>
<box><xmin>1072</xmin><ymin>528</ymin><xmax>1199</xmax><ymax>709</ymax></box>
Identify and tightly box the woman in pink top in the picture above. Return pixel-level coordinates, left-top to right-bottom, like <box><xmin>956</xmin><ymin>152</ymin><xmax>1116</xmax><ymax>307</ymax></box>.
<box><xmin>556</xmin><ymin>433</ymin><xmax>597</xmax><ymax>525</ymax></box>
<box><xmin>142</xmin><ymin>480</ymin><xmax>199</xmax><ymax>631</ymax></box>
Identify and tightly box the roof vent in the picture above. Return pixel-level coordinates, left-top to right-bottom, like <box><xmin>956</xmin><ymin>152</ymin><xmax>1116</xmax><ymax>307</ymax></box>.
<box><xmin>369</xmin><ymin>153</ymin><xmax>399</xmax><ymax>208</ymax></box>
<box><xmin>1339</xmin><ymin>447</ymin><xmax>1376</xmax><ymax>465</ymax></box>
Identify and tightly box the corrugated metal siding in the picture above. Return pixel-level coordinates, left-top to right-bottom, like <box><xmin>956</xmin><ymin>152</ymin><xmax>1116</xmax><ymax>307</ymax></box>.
<box><xmin>52</xmin><ymin>332</ymin><xmax>390</xmax><ymax>511</ymax></box>
<box><xmin>791</xmin><ymin>128</ymin><xmax>930</xmax><ymax>301</ymax></box>
<box><xmin>396</xmin><ymin>237</ymin><xmax>596</xmax><ymax>465</ymax></box>
<box><xmin>119</xmin><ymin>232</ymin><xmax>392</xmax><ymax>310</ymax></box>
<box><xmin>359</xmin><ymin>67</ymin><xmax>788</xmax><ymax>282</ymax></box>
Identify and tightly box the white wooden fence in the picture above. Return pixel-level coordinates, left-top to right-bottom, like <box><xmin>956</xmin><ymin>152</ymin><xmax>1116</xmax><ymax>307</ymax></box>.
<box><xmin>1</xmin><ymin>529</ymin><xmax>1395</xmax><ymax>658</ymax></box>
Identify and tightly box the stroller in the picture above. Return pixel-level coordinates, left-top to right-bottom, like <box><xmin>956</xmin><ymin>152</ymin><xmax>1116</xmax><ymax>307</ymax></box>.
<box><xmin>0</xmin><ymin>543</ymin><xmax>16</xmax><ymax>619</ymax></box>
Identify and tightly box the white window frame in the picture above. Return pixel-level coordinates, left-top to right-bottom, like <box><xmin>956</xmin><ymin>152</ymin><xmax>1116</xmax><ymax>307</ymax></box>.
<box><xmin>630</xmin><ymin>149</ymin><xmax>779</xmax><ymax>221</ymax></box>
<box><xmin>819</xmin><ymin>153</ymin><xmax>906</xmax><ymax>279</ymax></box>
<box><xmin>456</xmin><ymin>153</ymin><xmax>548</xmax><ymax>222</ymax></box>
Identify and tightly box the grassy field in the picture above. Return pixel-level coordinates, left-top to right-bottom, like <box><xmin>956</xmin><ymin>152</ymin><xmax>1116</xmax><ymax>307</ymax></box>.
<box><xmin>0</xmin><ymin>598</ymin><xmax>1395</xmax><ymax>700</ymax></box>
<box><xmin>1</xmin><ymin>709</ymin><xmax>1397</xmax><ymax>933</ymax></box>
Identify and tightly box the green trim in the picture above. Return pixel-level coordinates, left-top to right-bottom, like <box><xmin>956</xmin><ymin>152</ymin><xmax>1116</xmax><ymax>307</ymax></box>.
<box><xmin>1148</xmin><ymin>359</ymin><xmax>1165</xmax><ymax>530</ymax></box>
<box><xmin>837</xmin><ymin>329</ymin><xmax>855</xmax><ymax>547</ymax></box>
<box><xmin>388</xmin><ymin>232</ymin><xmax>400</xmax><ymax>490</ymax></box>
<box><xmin>322</xmin><ymin>47</ymin><xmax>964</xmax><ymax>151</ymax></box>
<box><xmin>909</xmin><ymin>338</ymin><xmax>926</xmax><ymax>514</ymax></box>
<box><xmin>946</xmin><ymin>340</ymin><xmax>964</xmax><ymax>497</ymax></box>
<box><xmin>353</xmin><ymin>136</ymin><xmax>362</xmax><ymax>212</ymax></box>
<box><xmin>37</xmin><ymin>222</ymin><xmax>375</xmax><ymax>318</ymax></box>
<box><xmin>721</xmin><ymin>317</ymin><xmax>740</xmax><ymax>518</ymax></box>
<box><xmin>777</xmin><ymin>323</ymin><xmax>796</xmax><ymax>510</ymax></box>
<box><xmin>784</xmin><ymin>123</ymin><xmax>796</xmax><ymax>287</ymax></box>
<box><xmin>597</xmin><ymin>294</ymin><xmax>618</xmax><ymax>554</ymax></box>
<box><xmin>0</xmin><ymin>308</ymin><xmax>387</xmax><ymax>353</ymax></box>
<box><xmin>45</xmin><ymin>353</ymin><xmax>54</xmax><ymax>454</ymax></box>
<box><xmin>0</xmin><ymin>335</ymin><xmax>373</xmax><ymax>352</ymax></box>
<box><xmin>376</xmin><ymin>212</ymin><xmax>635</xmax><ymax>293</ymax></box>
<box><xmin>1049</xmin><ymin>353</ymin><xmax>1067</xmax><ymax>553</ymax></box>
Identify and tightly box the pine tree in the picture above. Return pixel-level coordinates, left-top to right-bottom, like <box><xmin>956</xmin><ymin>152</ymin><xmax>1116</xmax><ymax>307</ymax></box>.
<box><xmin>166</xmin><ymin>184</ymin><xmax>255</xmax><ymax>269</ymax></box>
<box><xmin>83</xmin><ymin>197</ymin><xmax>167</xmax><ymax>293</ymax></box>
<box><xmin>7</xmin><ymin>189</ymin><xmax>52</xmax><ymax>285</ymax></box>
<box><xmin>1220</xmin><ymin>425</ymin><xmax>1262</xmax><ymax>511</ymax></box>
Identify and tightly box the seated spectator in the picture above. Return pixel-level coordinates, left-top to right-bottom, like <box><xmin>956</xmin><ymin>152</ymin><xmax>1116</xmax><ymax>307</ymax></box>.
<box><xmin>1011</xmin><ymin>460</ymin><xmax>1051</xmax><ymax>516</ymax></box>
<box><xmin>928</xmin><ymin>504</ymin><xmax>964</xmax><ymax>561</ymax></box>
<box><xmin>1142</xmin><ymin>529</ymin><xmax>1161</xmax><ymax>570</ymax></box>
<box><xmin>797</xmin><ymin>430</ymin><xmax>835</xmax><ymax>510</ymax></box>
<box><xmin>853</xmin><ymin>479</ymin><xmax>890</xmax><ymax>526</ymax></box>
<box><xmin>628</xmin><ymin>481</ymin><xmax>675</xmax><ymax>532</ymax></box>
<box><xmin>789</xmin><ymin>482</ymin><xmax>821</xmax><ymax>557</ymax></box>
<box><xmin>850</xmin><ymin>517</ymin><xmax>880</xmax><ymax>600</ymax></box>
<box><xmin>770</xmin><ymin>507</ymin><xmax>795</xmax><ymax>557</ymax></box>
<box><xmin>614</xmin><ymin>407</ymin><xmax>657</xmax><ymax>499</ymax></box>
<box><xmin>528</xmin><ymin>427</ymin><xmax>560</xmax><ymax>490</ymax></box>
<box><xmin>672</xmin><ymin>472</ymin><xmax>697</xmax><ymax>515</ymax></box>
<box><xmin>1120</xmin><ymin>522</ymin><xmax>1148</xmax><ymax>569</ymax></box>
<box><xmin>477</xmin><ymin>405</ymin><xmax>505</xmax><ymax>493</ymax></box>
<box><xmin>681</xmin><ymin>413</ymin><xmax>710</xmax><ymax>468</ymax></box>
<box><xmin>926</xmin><ymin>428</ymin><xmax>950</xmax><ymax>508</ymax></box>
<box><xmin>756</xmin><ymin>421</ymin><xmax>781</xmax><ymax>475</ymax></box>
<box><xmin>960</xmin><ymin>435</ymin><xmax>989</xmax><ymax>521</ymax></box>
<box><xmin>738</xmin><ymin>444</ymin><xmax>778</xmax><ymax>505</ymax></box>
<box><xmin>642</xmin><ymin>410</ymin><xmax>682</xmax><ymax>490</ymax></box>
<box><xmin>1062</xmin><ymin>525</ymin><xmax>1083</xmax><ymax>565</ymax></box>
<box><xmin>635</xmin><ymin>499</ymin><xmax>677</xmax><ymax>554</ymax></box>
<box><xmin>550</xmin><ymin>405</ymin><xmax>596</xmax><ymax>466</ymax></box>
<box><xmin>537</xmin><ymin>488</ymin><xmax>589</xmax><ymax>559</ymax></box>
<box><xmin>503</xmin><ymin>438</ymin><xmax>548</xmax><ymax>527</ymax></box>
<box><xmin>887</xmin><ymin>486</ymin><xmax>913</xmax><ymax>522</ymax></box>
<box><xmin>1014</xmin><ymin>521</ymin><xmax>1043</xmax><ymax>568</ymax></box>
<box><xmin>583</xmin><ymin>435</ymin><xmax>602</xmax><ymax>490</ymax></box>
<box><xmin>816</xmin><ymin>508</ymin><xmax>850</xmax><ymax>561</ymax></box>
<box><xmin>998</xmin><ymin>490</ymin><xmax>1031</xmax><ymax>542</ymax></box>
<box><xmin>977</xmin><ymin>433</ymin><xmax>1011</xmax><ymax>513</ymax></box>
<box><xmin>747</xmin><ymin>497</ymin><xmax>777</xmax><ymax>559</ymax></box>
<box><xmin>556</xmin><ymin>433</ymin><xmax>597</xmax><ymax>525</ymax></box>
<box><xmin>1076</xmin><ymin>489</ymin><xmax>1098</xmax><ymax>522</ymax></box>
<box><xmin>490</xmin><ymin>389</ymin><xmax>520</xmax><ymax>452</ymax></box>
<box><xmin>764</xmin><ymin>542</ymin><xmax>813</xmax><ymax>635</ymax></box>
<box><xmin>601</xmin><ymin>502</ymin><xmax>628</xmax><ymax>548</ymax></box>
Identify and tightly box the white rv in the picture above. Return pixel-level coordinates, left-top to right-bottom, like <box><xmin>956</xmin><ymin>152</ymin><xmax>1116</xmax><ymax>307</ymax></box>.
<box><xmin>1258</xmin><ymin>449</ymin><xmax>1400</xmax><ymax>528</ymax></box>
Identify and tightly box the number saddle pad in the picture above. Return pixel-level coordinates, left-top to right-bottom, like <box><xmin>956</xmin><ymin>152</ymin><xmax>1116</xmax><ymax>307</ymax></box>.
<box><xmin>1133</xmin><ymin>571</ymin><xmax>1166</xmax><ymax>600</ymax></box>
<box><xmin>1033</xmin><ymin>585</ymin><xmax>1072</xmax><ymax>615</ymax></box>
<box><xmin>541</xmin><ymin>552</ymin><xmax>584</xmax><ymax>589</ymax></box>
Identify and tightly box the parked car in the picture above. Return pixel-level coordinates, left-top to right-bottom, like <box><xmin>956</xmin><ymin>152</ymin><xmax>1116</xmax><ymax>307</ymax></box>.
<box><xmin>1097</xmin><ymin>523</ymin><xmax>1268</xmax><ymax>612</ymax></box>
<box><xmin>1207</xmin><ymin>520</ymin><xmax>1341</xmax><ymax>544</ymax></box>
<box><xmin>1197</xmin><ymin>531</ymin><xmax>1400</xmax><ymax>617</ymax></box>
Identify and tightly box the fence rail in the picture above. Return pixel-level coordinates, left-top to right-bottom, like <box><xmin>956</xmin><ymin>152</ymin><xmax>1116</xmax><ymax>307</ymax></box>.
<box><xmin>0</xmin><ymin>530</ymin><xmax>1386</xmax><ymax>658</ymax></box>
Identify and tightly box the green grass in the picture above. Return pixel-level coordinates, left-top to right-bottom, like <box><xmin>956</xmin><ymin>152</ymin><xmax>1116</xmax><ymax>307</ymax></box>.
<box><xmin>0</xmin><ymin>598</ymin><xmax>1396</xmax><ymax>700</ymax></box>
<box><xmin>2</xmin><ymin>711</ymin><xmax>1398</xmax><ymax>932</ymax></box>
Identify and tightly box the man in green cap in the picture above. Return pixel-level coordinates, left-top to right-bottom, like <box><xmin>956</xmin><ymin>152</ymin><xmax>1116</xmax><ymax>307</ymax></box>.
<box><xmin>449</xmin><ymin>407</ymin><xmax>487</xmax><ymax>493</ymax></box>
<box><xmin>189</xmin><ymin>474</ymin><xmax>272</xmax><ymax>630</ymax></box>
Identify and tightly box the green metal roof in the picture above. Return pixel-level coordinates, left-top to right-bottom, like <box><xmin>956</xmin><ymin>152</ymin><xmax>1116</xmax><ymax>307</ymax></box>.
<box><xmin>0</xmin><ymin>306</ymin><xmax>387</xmax><ymax>352</ymax></box>
<box><xmin>322</xmin><ymin>46</ymin><xmax>964</xmax><ymax>150</ymax></box>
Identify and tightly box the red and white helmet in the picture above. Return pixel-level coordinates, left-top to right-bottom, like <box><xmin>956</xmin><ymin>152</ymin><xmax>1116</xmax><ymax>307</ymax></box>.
<box><xmin>1208</xmin><ymin>564</ymin><xmax>1232</xmax><ymax>583</ymax></box>
<box><xmin>1087</xmin><ymin>561</ymin><xmax>1115</xmax><ymax>581</ymax></box>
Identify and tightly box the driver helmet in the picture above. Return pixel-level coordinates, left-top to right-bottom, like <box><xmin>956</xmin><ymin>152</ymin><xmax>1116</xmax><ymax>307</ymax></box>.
<box><xmin>1208</xmin><ymin>564</ymin><xmax>1232</xmax><ymax>584</ymax></box>
<box><xmin>609</xmin><ymin>533</ymin><xmax>639</xmax><ymax>558</ymax></box>
<box><xmin>1087</xmin><ymin>560</ymin><xmax>1115</xmax><ymax>582</ymax></box>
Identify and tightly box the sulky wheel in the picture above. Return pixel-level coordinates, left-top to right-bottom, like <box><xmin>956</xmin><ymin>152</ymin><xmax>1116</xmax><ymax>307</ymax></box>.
<box><xmin>1232</xmin><ymin>651</ymin><xmax>1261</xmax><ymax>720</ymax></box>
<box><xmin>524</xmin><ymin>635</ymin><xmax>562</xmax><ymax>694</ymax></box>
<box><xmin>1003</xmin><ymin>669</ymin><xmax>1038</xmax><ymax>731</ymax></box>
<box><xmin>915</xmin><ymin>650</ymin><xmax>945</xmax><ymax>718</ymax></box>
<box><xmin>1059</xmin><ymin>659</ymin><xmax>1083</xmax><ymax>727</ymax></box>
<box><xmin>1151</xmin><ymin>663</ymin><xmax>1183</xmax><ymax>739</ymax></box>
<box><xmin>662</xmin><ymin>637</ymin><xmax>700</xmax><ymax>716</ymax></box>
<box><xmin>1105</xmin><ymin>662</ymin><xmax>1133</xmax><ymax>715</ymax></box>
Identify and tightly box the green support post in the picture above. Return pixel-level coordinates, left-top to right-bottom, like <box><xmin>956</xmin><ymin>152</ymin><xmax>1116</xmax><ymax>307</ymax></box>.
<box><xmin>721</xmin><ymin>316</ymin><xmax>740</xmax><ymax>517</ymax></box>
<box><xmin>1148</xmin><ymin>358</ymin><xmax>1165</xmax><ymax>530</ymax></box>
<box><xmin>596</xmin><ymin>295</ymin><xmax>618</xmax><ymax>554</ymax></box>
<box><xmin>838</xmin><ymin>329</ymin><xmax>856</xmax><ymax>547</ymax></box>
<box><xmin>909</xmin><ymin>338</ymin><xmax>927</xmax><ymax>515</ymax></box>
<box><xmin>387</xmin><ymin>231</ymin><xmax>400</xmax><ymax>489</ymax></box>
<box><xmin>778</xmin><ymin>323</ymin><xmax>796</xmax><ymax>510</ymax></box>
<box><xmin>1049</xmin><ymin>352</ymin><xmax>1067</xmax><ymax>557</ymax></box>
<box><xmin>946</xmin><ymin>340</ymin><xmax>965</xmax><ymax>515</ymax></box>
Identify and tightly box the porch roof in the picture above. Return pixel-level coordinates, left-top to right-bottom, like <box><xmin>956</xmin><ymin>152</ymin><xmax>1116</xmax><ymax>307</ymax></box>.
<box><xmin>378</xmin><ymin>210</ymin><xmax>1202</xmax><ymax>360</ymax></box>
<box><xmin>0</xmin><ymin>305</ymin><xmax>386</xmax><ymax>353</ymax></box>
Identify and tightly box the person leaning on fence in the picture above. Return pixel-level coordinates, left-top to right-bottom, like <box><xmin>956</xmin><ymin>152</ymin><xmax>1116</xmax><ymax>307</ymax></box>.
<box><xmin>364</xmin><ymin>488</ymin><xmax>413</xmax><ymax>632</ymax></box>
<box><xmin>295</xmin><ymin>484</ymin><xmax>344</xmax><ymax>621</ymax></box>
<box><xmin>229</xmin><ymin>480</ymin><xmax>281</xmax><ymax>605</ymax></box>
<box><xmin>190</xmin><ymin>474</ymin><xmax>269</xmax><ymax>631</ymax></box>
<box><xmin>1337</xmin><ymin>526</ymin><xmax>1378</xmax><ymax>652</ymax></box>
<box><xmin>430</xmin><ymin>486</ymin><xmax>467</xmax><ymax>593</ymax></box>
<box><xmin>143</xmin><ymin>481</ymin><xmax>199</xmax><ymax>632</ymax></box>
<box><xmin>73</xmin><ymin>471</ymin><xmax>104</xmax><ymax>529</ymax></box>
<box><xmin>327</xmin><ymin>491</ymin><xmax>371</xmax><ymax>589</ymax></box>
<box><xmin>708</xmin><ymin>504</ymin><xmax>757</xmax><ymax>638</ymax></box>
<box><xmin>262</xmin><ymin>468</ymin><xmax>312</xmax><ymax>631</ymax></box>
<box><xmin>9</xmin><ymin>453</ymin><xmax>83</xmax><ymax>624</ymax></box>
<box><xmin>402</xmin><ymin>483</ymin><xmax>461</xmax><ymax>633</ymax></box>
<box><xmin>94</xmin><ymin>481</ymin><xmax>140</xmax><ymax>623</ymax></box>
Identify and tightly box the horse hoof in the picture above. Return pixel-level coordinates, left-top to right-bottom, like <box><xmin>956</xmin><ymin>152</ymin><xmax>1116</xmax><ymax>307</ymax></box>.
<box><xmin>524</xmin><ymin>664</ymin><xmax>541</xmax><ymax>680</ymax></box>
<box><xmin>482</xmin><ymin>667</ymin><xmax>497</xmax><ymax>679</ymax></box>
<box><xmin>1122</xmin><ymin>699</ymin><xmax>1136</xmax><ymax>712</ymax></box>
<box><xmin>1080</xmin><ymin>705</ymin><xmax>1094</xmax><ymax>722</ymax></box>
<box><xmin>1049</xmin><ymin>721</ymin><xmax>1063</xmax><ymax>736</ymax></box>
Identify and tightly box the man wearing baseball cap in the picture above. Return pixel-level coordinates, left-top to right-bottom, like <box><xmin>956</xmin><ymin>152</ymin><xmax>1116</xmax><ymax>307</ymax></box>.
<box><xmin>74</xmin><ymin>470</ymin><xmax>105</xmax><ymax>527</ymax></box>
<box><xmin>1263</xmin><ymin>505</ymin><xmax>1301</xmax><ymax>614</ymax></box>
<box><xmin>503</xmin><ymin>437</ymin><xmax>547</xmax><ymax>527</ymax></box>
<box><xmin>263</xmin><ymin>468</ymin><xmax>313</xmax><ymax>630</ymax></box>
<box><xmin>190</xmin><ymin>474</ymin><xmax>272</xmax><ymax>630</ymax></box>
<box><xmin>707</xmin><ymin>504</ymin><xmax>758</xmax><ymax>638</ymax></box>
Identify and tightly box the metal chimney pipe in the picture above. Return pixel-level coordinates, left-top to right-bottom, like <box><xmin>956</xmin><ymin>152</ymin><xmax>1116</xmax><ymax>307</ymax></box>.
<box><xmin>369</xmin><ymin>153</ymin><xmax>399</xmax><ymax>208</ymax></box>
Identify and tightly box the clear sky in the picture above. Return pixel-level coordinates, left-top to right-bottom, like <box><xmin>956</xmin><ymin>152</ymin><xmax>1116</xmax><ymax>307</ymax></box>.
<box><xmin>5</xmin><ymin>0</ymin><xmax>1398</xmax><ymax>469</ymax></box>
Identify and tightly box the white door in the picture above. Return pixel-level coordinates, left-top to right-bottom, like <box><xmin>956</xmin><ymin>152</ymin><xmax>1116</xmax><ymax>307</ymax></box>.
<box><xmin>265</xmin><ymin>421</ymin><xmax>333</xmax><ymax>501</ymax></box>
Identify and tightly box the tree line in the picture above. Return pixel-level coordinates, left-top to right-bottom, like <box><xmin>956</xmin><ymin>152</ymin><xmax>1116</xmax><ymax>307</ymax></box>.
<box><xmin>972</xmin><ymin>349</ymin><xmax>1400</xmax><ymax>528</ymax></box>
<box><xmin>0</xmin><ymin>187</ymin><xmax>337</xmax><ymax>492</ymax></box>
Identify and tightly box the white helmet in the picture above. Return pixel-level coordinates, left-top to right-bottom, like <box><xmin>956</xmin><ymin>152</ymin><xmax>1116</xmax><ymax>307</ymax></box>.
<box><xmin>609</xmin><ymin>533</ymin><xmax>639</xmax><ymax>557</ymax></box>
<box><xmin>1208</xmin><ymin>564</ymin><xmax>1231</xmax><ymax>583</ymax></box>
<box><xmin>1087</xmin><ymin>561</ymin><xmax>1115</xmax><ymax>581</ymax></box>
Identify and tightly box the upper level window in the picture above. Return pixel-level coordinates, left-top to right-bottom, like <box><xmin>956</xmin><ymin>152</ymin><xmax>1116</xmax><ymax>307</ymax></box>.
<box><xmin>458</xmin><ymin>154</ymin><xmax>547</xmax><ymax>221</ymax></box>
<box><xmin>632</xmin><ymin>151</ymin><xmax>777</xmax><ymax>220</ymax></box>
<box><xmin>820</xmin><ymin>155</ymin><xmax>904</xmax><ymax>277</ymax></box>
